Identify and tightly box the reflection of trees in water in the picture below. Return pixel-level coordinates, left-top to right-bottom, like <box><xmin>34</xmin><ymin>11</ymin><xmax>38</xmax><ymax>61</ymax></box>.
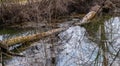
<box><xmin>57</xmin><ymin>26</ymin><xmax>97</xmax><ymax>66</ymax></box>
<box><xmin>57</xmin><ymin>16</ymin><xmax>120</xmax><ymax>66</ymax></box>
<box><xmin>104</xmin><ymin>17</ymin><xmax>120</xmax><ymax>66</ymax></box>
<box><xmin>2</xmin><ymin>17</ymin><xmax>120</xmax><ymax>66</ymax></box>
<box><xmin>86</xmin><ymin>17</ymin><xmax>120</xmax><ymax>66</ymax></box>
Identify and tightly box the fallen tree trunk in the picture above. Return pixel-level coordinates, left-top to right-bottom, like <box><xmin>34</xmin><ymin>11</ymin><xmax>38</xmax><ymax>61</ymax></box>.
<box><xmin>0</xmin><ymin>28</ymin><xmax>66</xmax><ymax>57</ymax></box>
<box><xmin>75</xmin><ymin>11</ymin><xmax>97</xmax><ymax>25</ymax></box>
<box><xmin>0</xmin><ymin>28</ymin><xmax>66</xmax><ymax>46</ymax></box>
<box><xmin>0</xmin><ymin>2</ymin><xmax>106</xmax><ymax>57</ymax></box>
<box><xmin>75</xmin><ymin>4</ymin><xmax>101</xmax><ymax>25</ymax></box>
<box><xmin>0</xmin><ymin>5</ymin><xmax>102</xmax><ymax>47</ymax></box>
<box><xmin>75</xmin><ymin>0</ymin><xmax>115</xmax><ymax>25</ymax></box>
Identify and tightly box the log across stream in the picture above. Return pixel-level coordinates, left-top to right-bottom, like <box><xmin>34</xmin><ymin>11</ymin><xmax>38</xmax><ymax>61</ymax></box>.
<box><xmin>1</xmin><ymin>16</ymin><xmax>120</xmax><ymax>66</ymax></box>
<box><xmin>0</xmin><ymin>5</ymin><xmax>100</xmax><ymax>58</ymax></box>
<box><xmin>0</xmin><ymin>5</ymin><xmax>99</xmax><ymax>47</ymax></box>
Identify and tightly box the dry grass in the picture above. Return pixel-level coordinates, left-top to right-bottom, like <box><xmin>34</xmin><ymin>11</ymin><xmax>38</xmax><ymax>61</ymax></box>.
<box><xmin>0</xmin><ymin>0</ymin><xmax>100</xmax><ymax>25</ymax></box>
<box><xmin>0</xmin><ymin>0</ymin><xmax>75</xmax><ymax>24</ymax></box>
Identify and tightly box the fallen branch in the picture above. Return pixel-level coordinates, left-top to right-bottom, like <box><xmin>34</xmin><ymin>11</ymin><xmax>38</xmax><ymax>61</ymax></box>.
<box><xmin>75</xmin><ymin>4</ymin><xmax>101</xmax><ymax>25</ymax></box>
<box><xmin>0</xmin><ymin>0</ymin><xmax>109</xmax><ymax>57</ymax></box>
<box><xmin>75</xmin><ymin>0</ymin><xmax>109</xmax><ymax>25</ymax></box>
<box><xmin>74</xmin><ymin>11</ymin><xmax>97</xmax><ymax>25</ymax></box>
<box><xmin>0</xmin><ymin>28</ymin><xmax>66</xmax><ymax>57</ymax></box>
<box><xmin>0</xmin><ymin>28</ymin><xmax>66</xmax><ymax>46</ymax></box>
<box><xmin>0</xmin><ymin>4</ymin><xmax>102</xmax><ymax>47</ymax></box>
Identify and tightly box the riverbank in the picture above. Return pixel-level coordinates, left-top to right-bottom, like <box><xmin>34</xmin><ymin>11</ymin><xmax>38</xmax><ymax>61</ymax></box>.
<box><xmin>1</xmin><ymin>0</ymin><xmax>119</xmax><ymax>27</ymax></box>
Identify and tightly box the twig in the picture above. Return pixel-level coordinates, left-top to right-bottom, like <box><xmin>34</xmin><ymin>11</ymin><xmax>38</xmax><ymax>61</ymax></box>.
<box><xmin>110</xmin><ymin>48</ymin><xmax>120</xmax><ymax>66</ymax></box>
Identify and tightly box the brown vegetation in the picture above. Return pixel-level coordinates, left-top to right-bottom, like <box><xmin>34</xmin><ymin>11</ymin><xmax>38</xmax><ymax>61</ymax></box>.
<box><xmin>0</xmin><ymin>0</ymin><xmax>74</xmax><ymax>24</ymax></box>
<box><xmin>0</xmin><ymin>0</ymin><xmax>100</xmax><ymax>25</ymax></box>
<box><xmin>0</xmin><ymin>0</ymin><xmax>118</xmax><ymax>25</ymax></box>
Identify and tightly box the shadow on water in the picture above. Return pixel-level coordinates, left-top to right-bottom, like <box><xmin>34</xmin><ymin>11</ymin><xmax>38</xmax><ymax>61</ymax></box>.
<box><xmin>0</xmin><ymin>16</ymin><xmax>120</xmax><ymax>66</ymax></box>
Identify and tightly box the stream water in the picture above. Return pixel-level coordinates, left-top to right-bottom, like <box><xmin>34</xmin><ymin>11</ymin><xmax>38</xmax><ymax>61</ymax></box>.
<box><xmin>0</xmin><ymin>16</ymin><xmax>120</xmax><ymax>66</ymax></box>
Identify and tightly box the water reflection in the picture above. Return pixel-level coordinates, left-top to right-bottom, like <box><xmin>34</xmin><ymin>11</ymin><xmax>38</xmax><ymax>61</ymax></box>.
<box><xmin>57</xmin><ymin>17</ymin><xmax>120</xmax><ymax>66</ymax></box>
<box><xmin>57</xmin><ymin>26</ymin><xmax>98</xmax><ymax>66</ymax></box>
<box><xmin>104</xmin><ymin>17</ymin><xmax>120</xmax><ymax>66</ymax></box>
<box><xmin>0</xmin><ymin>28</ymin><xmax>45</xmax><ymax>41</ymax></box>
<box><xmin>0</xmin><ymin>28</ymin><xmax>31</xmax><ymax>40</ymax></box>
<box><xmin>2</xmin><ymin>17</ymin><xmax>120</xmax><ymax>66</ymax></box>
<box><xmin>105</xmin><ymin>17</ymin><xmax>120</xmax><ymax>50</ymax></box>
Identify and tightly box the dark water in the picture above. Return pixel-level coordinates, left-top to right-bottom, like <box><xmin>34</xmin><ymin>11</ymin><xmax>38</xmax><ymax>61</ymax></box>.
<box><xmin>0</xmin><ymin>17</ymin><xmax>120</xmax><ymax>66</ymax></box>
